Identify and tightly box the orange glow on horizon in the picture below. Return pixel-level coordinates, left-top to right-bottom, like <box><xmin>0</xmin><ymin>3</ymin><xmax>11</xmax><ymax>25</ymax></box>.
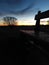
<box><xmin>0</xmin><ymin>18</ymin><xmax>49</xmax><ymax>26</ymax></box>
<box><xmin>40</xmin><ymin>21</ymin><xmax>48</xmax><ymax>25</ymax></box>
<box><xmin>17</xmin><ymin>19</ymin><xmax>36</xmax><ymax>26</ymax></box>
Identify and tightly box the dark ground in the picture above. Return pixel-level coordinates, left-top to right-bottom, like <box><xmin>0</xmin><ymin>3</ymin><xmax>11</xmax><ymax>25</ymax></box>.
<box><xmin>0</xmin><ymin>26</ymin><xmax>49</xmax><ymax>65</ymax></box>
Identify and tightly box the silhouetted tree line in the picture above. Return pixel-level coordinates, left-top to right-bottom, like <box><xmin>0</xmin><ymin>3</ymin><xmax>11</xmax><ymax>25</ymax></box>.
<box><xmin>3</xmin><ymin>16</ymin><xmax>17</xmax><ymax>25</ymax></box>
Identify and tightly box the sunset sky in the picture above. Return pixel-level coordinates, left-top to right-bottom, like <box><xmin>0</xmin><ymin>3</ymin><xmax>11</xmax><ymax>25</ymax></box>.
<box><xmin>0</xmin><ymin>0</ymin><xmax>49</xmax><ymax>25</ymax></box>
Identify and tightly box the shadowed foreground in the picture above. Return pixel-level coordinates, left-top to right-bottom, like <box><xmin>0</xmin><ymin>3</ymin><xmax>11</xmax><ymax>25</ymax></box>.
<box><xmin>0</xmin><ymin>26</ymin><xmax>49</xmax><ymax>65</ymax></box>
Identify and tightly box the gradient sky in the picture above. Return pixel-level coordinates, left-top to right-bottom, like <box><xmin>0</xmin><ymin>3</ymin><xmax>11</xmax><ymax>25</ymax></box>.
<box><xmin>0</xmin><ymin>0</ymin><xmax>49</xmax><ymax>25</ymax></box>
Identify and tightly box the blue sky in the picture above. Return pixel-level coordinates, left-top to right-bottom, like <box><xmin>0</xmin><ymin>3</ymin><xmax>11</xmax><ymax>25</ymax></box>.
<box><xmin>0</xmin><ymin>0</ymin><xmax>49</xmax><ymax>23</ymax></box>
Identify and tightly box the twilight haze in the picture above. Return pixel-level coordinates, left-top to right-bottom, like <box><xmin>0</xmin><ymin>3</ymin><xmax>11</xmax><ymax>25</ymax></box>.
<box><xmin>0</xmin><ymin>0</ymin><xmax>49</xmax><ymax>25</ymax></box>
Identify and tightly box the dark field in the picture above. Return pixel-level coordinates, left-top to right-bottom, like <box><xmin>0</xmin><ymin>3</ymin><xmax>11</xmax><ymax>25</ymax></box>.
<box><xmin>0</xmin><ymin>26</ymin><xmax>49</xmax><ymax>64</ymax></box>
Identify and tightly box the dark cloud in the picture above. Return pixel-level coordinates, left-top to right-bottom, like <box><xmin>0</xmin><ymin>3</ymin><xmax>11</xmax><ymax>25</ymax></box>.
<box><xmin>0</xmin><ymin>0</ymin><xmax>37</xmax><ymax>16</ymax></box>
<box><xmin>8</xmin><ymin>3</ymin><xmax>35</xmax><ymax>15</ymax></box>
<box><xmin>19</xmin><ymin>0</ymin><xmax>37</xmax><ymax>14</ymax></box>
<box><xmin>0</xmin><ymin>0</ymin><xmax>49</xmax><ymax>18</ymax></box>
<box><xmin>0</xmin><ymin>0</ymin><xmax>23</xmax><ymax>4</ymax></box>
